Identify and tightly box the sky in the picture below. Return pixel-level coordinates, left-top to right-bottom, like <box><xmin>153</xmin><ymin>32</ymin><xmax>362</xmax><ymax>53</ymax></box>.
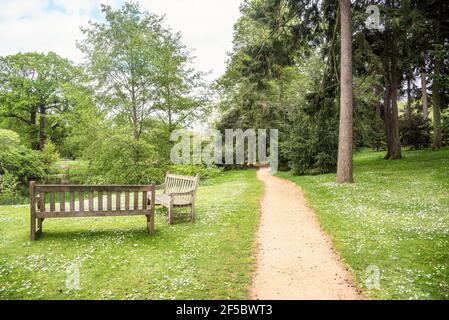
<box><xmin>0</xmin><ymin>0</ymin><xmax>243</xmax><ymax>81</ymax></box>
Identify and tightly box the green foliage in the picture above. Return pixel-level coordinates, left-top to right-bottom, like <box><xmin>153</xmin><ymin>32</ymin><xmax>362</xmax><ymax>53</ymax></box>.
<box><xmin>0</xmin><ymin>171</ymin><xmax>22</xmax><ymax>205</ymax></box>
<box><xmin>283</xmin><ymin>111</ymin><xmax>339</xmax><ymax>175</ymax></box>
<box><xmin>0</xmin><ymin>129</ymin><xmax>46</xmax><ymax>183</ymax></box>
<box><xmin>84</xmin><ymin>128</ymin><xmax>169</xmax><ymax>184</ymax></box>
<box><xmin>169</xmin><ymin>164</ymin><xmax>222</xmax><ymax>179</ymax></box>
<box><xmin>0</xmin><ymin>52</ymin><xmax>82</xmax><ymax>150</ymax></box>
<box><xmin>79</xmin><ymin>2</ymin><xmax>208</xmax><ymax>139</ymax></box>
<box><xmin>41</xmin><ymin>140</ymin><xmax>60</xmax><ymax>165</ymax></box>
<box><xmin>399</xmin><ymin>114</ymin><xmax>432</xmax><ymax>150</ymax></box>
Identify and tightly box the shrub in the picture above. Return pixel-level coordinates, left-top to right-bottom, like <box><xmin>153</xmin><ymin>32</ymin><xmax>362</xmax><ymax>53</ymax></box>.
<box><xmin>169</xmin><ymin>164</ymin><xmax>223</xmax><ymax>179</ymax></box>
<box><xmin>0</xmin><ymin>129</ymin><xmax>47</xmax><ymax>183</ymax></box>
<box><xmin>41</xmin><ymin>140</ymin><xmax>60</xmax><ymax>165</ymax></box>
<box><xmin>84</xmin><ymin>129</ymin><xmax>169</xmax><ymax>184</ymax></box>
<box><xmin>283</xmin><ymin>112</ymin><xmax>339</xmax><ymax>175</ymax></box>
<box><xmin>399</xmin><ymin>114</ymin><xmax>431</xmax><ymax>150</ymax></box>
<box><xmin>0</xmin><ymin>171</ymin><xmax>23</xmax><ymax>205</ymax></box>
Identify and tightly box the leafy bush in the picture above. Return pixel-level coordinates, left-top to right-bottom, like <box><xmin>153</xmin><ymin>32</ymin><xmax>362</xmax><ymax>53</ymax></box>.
<box><xmin>0</xmin><ymin>129</ymin><xmax>47</xmax><ymax>183</ymax></box>
<box><xmin>84</xmin><ymin>129</ymin><xmax>169</xmax><ymax>184</ymax></box>
<box><xmin>169</xmin><ymin>164</ymin><xmax>222</xmax><ymax>179</ymax></box>
<box><xmin>283</xmin><ymin>110</ymin><xmax>339</xmax><ymax>175</ymax></box>
<box><xmin>399</xmin><ymin>114</ymin><xmax>431</xmax><ymax>150</ymax></box>
<box><xmin>0</xmin><ymin>171</ymin><xmax>22</xmax><ymax>205</ymax></box>
<box><xmin>41</xmin><ymin>140</ymin><xmax>60</xmax><ymax>165</ymax></box>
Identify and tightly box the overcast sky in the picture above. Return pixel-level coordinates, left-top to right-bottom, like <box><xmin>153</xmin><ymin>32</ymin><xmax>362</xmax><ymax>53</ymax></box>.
<box><xmin>0</xmin><ymin>0</ymin><xmax>243</xmax><ymax>81</ymax></box>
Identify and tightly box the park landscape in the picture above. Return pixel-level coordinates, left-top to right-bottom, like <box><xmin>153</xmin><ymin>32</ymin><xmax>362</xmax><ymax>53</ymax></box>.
<box><xmin>0</xmin><ymin>1</ymin><xmax>448</xmax><ymax>300</ymax></box>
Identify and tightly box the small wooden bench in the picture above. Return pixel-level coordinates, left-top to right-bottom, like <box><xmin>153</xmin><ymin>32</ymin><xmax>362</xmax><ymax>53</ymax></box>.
<box><xmin>151</xmin><ymin>173</ymin><xmax>200</xmax><ymax>224</ymax></box>
<box><xmin>29</xmin><ymin>182</ymin><xmax>155</xmax><ymax>240</ymax></box>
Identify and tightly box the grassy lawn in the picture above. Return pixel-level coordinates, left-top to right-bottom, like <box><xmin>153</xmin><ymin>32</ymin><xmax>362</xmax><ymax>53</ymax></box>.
<box><xmin>278</xmin><ymin>148</ymin><xmax>449</xmax><ymax>300</ymax></box>
<box><xmin>0</xmin><ymin>170</ymin><xmax>263</xmax><ymax>300</ymax></box>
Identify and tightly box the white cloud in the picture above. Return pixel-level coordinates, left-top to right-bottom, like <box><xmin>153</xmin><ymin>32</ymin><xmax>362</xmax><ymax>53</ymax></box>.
<box><xmin>0</xmin><ymin>0</ymin><xmax>242</xmax><ymax>81</ymax></box>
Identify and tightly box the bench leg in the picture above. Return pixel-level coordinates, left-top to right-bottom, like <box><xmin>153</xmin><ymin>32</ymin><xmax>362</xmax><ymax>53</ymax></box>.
<box><xmin>30</xmin><ymin>215</ymin><xmax>37</xmax><ymax>241</ymax></box>
<box><xmin>146</xmin><ymin>214</ymin><xmax>155</xmax><ymax>235</ymax></box>
<box><xmin>168</xmin><ymin>204</ymin><xmax>174</xmax><ymax>224</ymax></box>
<box><xmin>190</xmin><ymin>204</ymin><xmax>195</xmax><ymax>223</ymax></box>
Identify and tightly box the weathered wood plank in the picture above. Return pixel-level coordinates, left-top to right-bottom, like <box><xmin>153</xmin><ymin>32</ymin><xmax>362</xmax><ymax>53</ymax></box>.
<box><xmin>50</xmin><ymin>192</ymin><xmax>55</xmax><ymax>212</ymax></box>
<box><xmin>79</xmin><ymin>192</ymin><xmax>84</xmax><ymax>212</ymax></box>
<box><xmin>70</xmin><ymin>192</ymin><xmax>75</xmax><ymax>212</ymax></box>
<box><xmin>116</xmin><ymin>192</ymin><xmax>121</xmax><ymax>211</ymax></box>
<box><xmin>59</xmin><ymin>192</ymin><xmax>65</xmax><ymax>212</ymax></box>
<box><xmin>107</xmin><ymin>192</ymin><xmax>112</xmax><ymax>211</ymax></box>
<box><xmin>98</xmin><ymin>192</ymin><xmax>103</xmax><ymax>211</ymax></box>
<box><xmin>142</xmin><ymin>191</ymin><xmax>147</xmax><ymax>210</ymax></box>
<box><xmin>37</xmin><ymin>210</ymin><xmax>152</xmax><ymax>218</ymax></box>
<box><xmin>35</xmin><ymin>185</ymin><xmax>154</xmax><ymax>193</ymax></box>
<box><xmin>39</xmin><ymin>192</ymin><xmax>45</xmax><ymax>212</ymax></box>
<box><xmin>89</xmin><ymin>192</ymin><xmax>94</xmax><ymax>211</ymax></box>
<box><xmin>125</xmin><ymin>192</ymin><xmax>130</xmax><ymax>211</ymax></box>
<box><xmin>134</xmin><ymin>192</ymin><xmax>139</xmax><ymax>210</ymax></box>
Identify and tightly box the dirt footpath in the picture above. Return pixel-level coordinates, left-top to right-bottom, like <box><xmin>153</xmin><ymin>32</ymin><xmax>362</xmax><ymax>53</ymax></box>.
<box><xmin>250</xmin><ymin>167</ymin><xmax>362</xmax><ymax>300</ymax></box>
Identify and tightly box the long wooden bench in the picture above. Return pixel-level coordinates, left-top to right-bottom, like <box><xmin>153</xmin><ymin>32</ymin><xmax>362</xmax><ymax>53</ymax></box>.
<box><xmin>29</xmin><ymin>182</ymin><xmax>155</xmax><ymax>240</ymax></box>
<box><xmin>151</xmin><ymin>173</ymin><xmax>200</xmax><ymax>224</ymax></box>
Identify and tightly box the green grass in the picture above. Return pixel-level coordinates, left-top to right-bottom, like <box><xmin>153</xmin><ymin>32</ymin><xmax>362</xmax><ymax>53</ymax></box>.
<box><xmin>0</xmin><ymin>170</ymin><xmax>263</xmax><ymax>300</ymax></box>
<box><xmin>278</xmin><ymin>148</ymin><xmax>449</xmax><ymax>300</ymax></box>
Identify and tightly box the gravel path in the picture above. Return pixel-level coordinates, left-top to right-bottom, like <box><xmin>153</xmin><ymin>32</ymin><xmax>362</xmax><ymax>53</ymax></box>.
<box><xmin>250</xmin><ymin>167</ymin><xmax>362</xmax><ymax>300</ymax></box>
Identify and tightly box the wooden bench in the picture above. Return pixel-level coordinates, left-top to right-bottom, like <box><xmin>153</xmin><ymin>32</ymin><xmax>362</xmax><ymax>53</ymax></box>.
<box><xmin>29</xmin><ymin>182</ymin><xmax>155</xmax><ymax>240</ymax></box>
<box><xmin>151</xmin><ymin>173</ymin><xmax>200</xmax><ymax>224</ymax></box>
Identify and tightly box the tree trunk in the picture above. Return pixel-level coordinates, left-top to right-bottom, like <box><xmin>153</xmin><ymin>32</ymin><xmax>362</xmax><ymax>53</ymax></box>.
<box><xmin>432</xmin><ymin>53</ymin><xmax>442</xmax><ymax>150</ymax></box>
<box><xmin>421</xmin><ymin>71</ymin><xmax>429</xmax><ymax>120</ymax></box>
<box><xmin>420</xmin><ymin>54</ymin><xmax>429</xmax><ymax>120</ymax></box>
<box><xmin>38</xmin><ymin>105</ymin><xmax>46</xmax><ymax>150</ymax></box>
<box><xmin>432</xmin><ymin>20</ymin><xmax>442</xmax><ymax>150</ymax></box>
<box><xmin>389</xmin><ymin>84</ymin><xmax>402</xmax><ymax>159</ymax></box>
<box><xmin>383</xmin><ymin>86</ymin><xmax>392</xmax><ymax>159</ymax></box>
<box><xmin>336</xmin><ymin>0</ymin><xmax>353</xmax><ymax>184</ymax></box>
<box><xmin>382</xmin><ymin>6</ymin><xmax>402</xmax><ymax>160</ymax></box>
<box><xmin>30</xmin><ymin>107</ymin><xmax>39</xmax><ymax>150</ymax></box>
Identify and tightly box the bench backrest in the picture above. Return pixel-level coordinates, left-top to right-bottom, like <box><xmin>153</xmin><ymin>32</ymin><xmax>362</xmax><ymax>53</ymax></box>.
<box><xmin>164</xmin><ymin>173</ymin><xmax>200</xmax><ymax>203</ymax></box>
<box><xmin>30</xmin><ymin>183</ymin><xmax>155</xmax><ymax>218</ymax></box>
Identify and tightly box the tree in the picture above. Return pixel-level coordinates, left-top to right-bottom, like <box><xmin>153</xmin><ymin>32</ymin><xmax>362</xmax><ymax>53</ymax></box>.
<box><xmin>78</xmin><ymin>3</ymin><xmax>163</xmax><ymax>141</ymax></box>
<box><xmin>336</xmin><ymin>0</ymin><xmax>354</xmax><ymax>183</ymax></box>
<box><xmin>0</xmin><ymin>52</ymin><xmax>79</xmax><ymax>150</ymax></box>
<box><xmin>431</xmin><ymin>20</ymin><xmax>443</xmax><ymax>150</ymax></box>
<box><xmin>153</xmin><ymin>31</ymin><xmax>209</xmax><ymax>134</ymax></box>
<box><xmin>79</xmin><ymin>2</ymin><xmax>207</xmax><ymax>140</ymax></box>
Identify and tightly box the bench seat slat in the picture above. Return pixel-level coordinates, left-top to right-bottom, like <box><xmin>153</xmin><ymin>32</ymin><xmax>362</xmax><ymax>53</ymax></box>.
<box><xmin>36</xmin><ymin>210</ymin><xmax>152</xmax><ymax>218</ymax></box>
